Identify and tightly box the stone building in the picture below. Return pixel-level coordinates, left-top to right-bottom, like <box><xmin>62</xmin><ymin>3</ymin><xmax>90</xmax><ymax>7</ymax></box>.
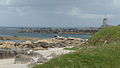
<box><xmin>101</xmin><ymin>18</ymin><xmax>109</xmax><ymax>27</ymax></box>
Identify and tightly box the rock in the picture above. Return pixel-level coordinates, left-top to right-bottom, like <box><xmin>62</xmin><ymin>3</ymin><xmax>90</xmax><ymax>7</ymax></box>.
<box><xmin>67</xmin><ymin>38</ymin><xmax>74</xmax><ymax>40</ymax></box>
<box><xmin>27</xmin><ymin>51</ymin><xmax>43</xmax><ymax>58</ymax></box>
<box><xmin>14</xmin><ymin>54</ymin><xmax>34</xmax><ymax>64</ymax></box>
<box><xmin>2</xmin><ymin>41</ymin><xmax>16</xmax><ymax>48</ymax></box>
<box><xmin>20</xmin><ymin>43</ymin><xmax>36</xmax><ymax>48</ymax></box>
<box><xmin>34</xmin><ymin>47</ymin><xmax>46</xmax><ymax>50</ymax></box>
<box><xmin>37</xmin><ymin>56</ymin><xmax>48</xmax><ymax>63</ymax></box>
<box><xmin>27</xmin><ymin>61</ymin><xmax>38</xmax><ymax>68</ymax></box>
<box><xmin>21</xmin><ymin>41</ymin><xmax>33</xmax><ymax>45</ymax></box>
<box><xmin>54</xmin><ymin>35</ymin><xmax>66</xmax><ymax>40</ymax></box>
<box><xmin>50</xmin><ymin>53</ymin><xmax>58</xmax><ymax>58</ymax></box>
<box><xmin>3</xmin><ymin>41</ymin><xmax>16</xmax><ymax>45</ymax></box>
<box><xmin>0</xmin><ymin>50</ymin><xmax>16</xmax><ymax>58</ymax></box>
<box><xmin>14</xmin><ymin>43</ymin><xmax>21</xmax><ymax>47</ymax></box>
<box><xmin>19</xmin><ymin>28</ymin><xmax>98</xmax><ymax>35</ymax></box>
<box><xmin>47</xmin><ymin>53</ymin><xmax>58</xmax><ymax>59</ymax></box>
<box><xmin>36</xmin><ymin>42</ymin><xmax>50</xmax><ymax>48</ymax></box>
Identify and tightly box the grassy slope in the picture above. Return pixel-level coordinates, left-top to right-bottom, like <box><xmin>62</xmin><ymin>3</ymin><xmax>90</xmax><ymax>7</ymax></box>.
<box><xmin>88</xmin><ymin>26</ymin><xmax>120</xmax><ymax>45</ymax></box>
<box><xmin>33</xmin><ymin>26</ymin><xmax>120</xmax><ymax>68</ymax></box>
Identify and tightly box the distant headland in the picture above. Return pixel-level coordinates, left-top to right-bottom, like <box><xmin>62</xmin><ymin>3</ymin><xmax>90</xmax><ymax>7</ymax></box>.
<box><xmin>19</xmin><ymin>18</ymin><xmax>115</xmax><ymax>35</ymax></box>
<box><xmin>19</xmin><ymin>27</ymin><xmax>99</xmax><ymax>35</ymax></box>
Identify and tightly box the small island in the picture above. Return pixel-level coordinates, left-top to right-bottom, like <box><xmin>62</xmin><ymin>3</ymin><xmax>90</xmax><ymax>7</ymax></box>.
<box><xmin>19</xmin><ymin>27</ymin><xmax>99</xmax><ymax>35</ymax></box>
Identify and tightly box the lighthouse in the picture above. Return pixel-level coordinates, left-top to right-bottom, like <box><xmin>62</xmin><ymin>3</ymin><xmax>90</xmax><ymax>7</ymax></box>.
<box><xmin>101</xmin><ymin>18</ymin><xmax>109</xmax><ymax>27</ymax></box>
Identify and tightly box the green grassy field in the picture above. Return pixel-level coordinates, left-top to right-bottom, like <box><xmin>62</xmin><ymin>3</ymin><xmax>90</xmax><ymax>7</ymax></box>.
<box><xmin>33</xmin><ymin>26</ymin><xmax>120</xmax><ymax>68</ymax></box>
<box><xmin>88</xmin><ymin>26</ymin><xmax>120</xmax><ymax>45</ymax></box>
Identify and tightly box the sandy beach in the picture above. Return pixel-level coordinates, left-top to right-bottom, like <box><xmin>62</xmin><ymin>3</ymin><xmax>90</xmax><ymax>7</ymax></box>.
<box><xmin>0</xmin><ymin>59</ymin><xmax>27</xmax><ymax>68</ymax></box>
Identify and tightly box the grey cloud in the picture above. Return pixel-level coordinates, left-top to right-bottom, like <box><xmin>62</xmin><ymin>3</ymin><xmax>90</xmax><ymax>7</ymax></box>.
<box><xmin>0</xmin><ymin>0</ymin><xmax>119</xmax><ymax>27</ymax></box>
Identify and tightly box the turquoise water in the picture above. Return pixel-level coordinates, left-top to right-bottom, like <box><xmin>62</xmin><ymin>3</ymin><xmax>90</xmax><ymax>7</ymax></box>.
<box><xmin>0</xmin><ymin>27</ymin><xmax>92</xmax><ymax>39</ymax></box>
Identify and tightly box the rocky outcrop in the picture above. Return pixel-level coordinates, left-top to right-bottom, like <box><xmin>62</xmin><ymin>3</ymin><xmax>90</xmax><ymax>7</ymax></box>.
<box><xmin>0</xmin><ymin>48</ymin><xmax>29</xmax><ymax>59</ymax></box>
<box><xmin>27</xmin><ymin>61</ymin><xmax>38</xmax><ymax>68</ymax></box>
<box><xmin>27</xmin><ymin>51</ymin><xmax>43</xmax><ymax>57</ymax></box>
<box><xmin>27</xmin><ymin>51</ymin><xmax>61</xmax><ymax>68</ymax></box>
<box><xmin>0</xmin><ymin>36</ymin><xmax>86</xmax><ymax>68</ymax></box>
<box><xmin>12</xmin><ymin>47</ymin><xmax>73</xmax><ymax>68</ymax></box>
<box><xmin>14</xmin><ymin>54</ymin><xmax>34</xmax><ymax>64</ymax></box>
<box><xmin>14</xmin><ymin>52</ymin><xmax>48</xmax><ymax>68</ymax></box>
<box><xmin>17</xmin><ymin>37</ymin><xmax>85</xmax><ymax>49</ymax></box>
<box><xmin>36</xmin><ymin>42</ymin><xmax>50</xmax><ymax>48</ymax></box>
<box><xmin>47</xmin><ymin>53</ymin><xmax>58</xmax><ymax>59</ymax></box>
<box><xmin>37</xmin><ymin>56</ymin><xmax>48</xmax><ymax>63</ymax></box>
<box><xmin>0</xmin><ymin>36</ymin><xmax>85</xmax><ymax>51</ymax></box>
<box><xmin>0</xmin><ymin>49</ymin><xmax>16</xmax><ymax>58</ymax></box>
<box><xmin>0</xmin><ymin>36</ymin><xmax>85</xmax><ymax>60</ymax></box>
<box><xmin>19</xmin><ymin>27</ymin><xmax>99</xmax><ymax>35</ymax></box>
<box><xmin>0</xmin><ymin>36</ymin><xmax>40</xmax><ymax>41</ymax></box>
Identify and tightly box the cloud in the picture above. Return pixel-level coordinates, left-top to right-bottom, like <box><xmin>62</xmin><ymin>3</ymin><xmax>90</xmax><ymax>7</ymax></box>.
<box><xmin>0</xmin><ymin>0</ymin><xmax>32</xmax><ymax>16</ymax></box>
<box><xmin>112</xmin><ymin>0</ymin><xmax>120</xmax><ymax>7</ymax></box>
<box><xmin>68</xmin><ymin>7</ymin><xmax>115</xmax><ymax>19</ymax></box>
<box><xmin>0</xmin><ymin>0</ymin><xmax>11</xmax><ymax>5</ymax></box>
<box><xmin>113</xmin><ymin>0</ymin><xmax>120</xmax><ymax>3</ymax></box>
<box><xmin>7</xmin><ymin>6</ymin><xmax>32</xmax><ymax>16</ymax></box>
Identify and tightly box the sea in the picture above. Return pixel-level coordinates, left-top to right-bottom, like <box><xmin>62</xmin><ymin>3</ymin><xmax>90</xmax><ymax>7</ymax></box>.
<box><xmin>0</xmin><ymin>27</ymin><xmax>92</xmax><ymax>42</ymax></box>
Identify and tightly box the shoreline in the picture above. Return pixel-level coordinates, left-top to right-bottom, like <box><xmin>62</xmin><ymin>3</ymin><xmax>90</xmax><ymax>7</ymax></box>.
<box><xmin>0</xmin><ymin>47</ymin><xmax>74</xmax><ymax>68</ymax></box>
<box><xmin>19</xmin><ymin>31</ymin><xmax>96</xmax><ymax>35</ymax></box>
<box><xmin>0</xmin><ymin>36</ymin><xmax>87</xmax><ymax>68</ymax></box>
<box><xmin>0</xmin><ymin>36</ymin><xmax>41</xmax><ymax>41</ymax></box>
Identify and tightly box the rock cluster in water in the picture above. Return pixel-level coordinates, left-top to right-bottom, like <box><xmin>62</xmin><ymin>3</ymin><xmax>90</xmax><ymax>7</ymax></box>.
<box><xmin>0</xmin><ymin>36</ymin><xmax>40</xmax><ymax>40</ymax></box>
<box><xmin>20</xmin><ymin>27</ymin><xmax>99</xmax><ymax>35</ymax></box>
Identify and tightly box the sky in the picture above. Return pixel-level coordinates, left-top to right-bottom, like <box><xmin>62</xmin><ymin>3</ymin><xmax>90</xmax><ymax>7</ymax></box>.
<box><xmin>0</xmin><ymin>0</ymin><xmax>119</xmax><ymax>27</ymax></box>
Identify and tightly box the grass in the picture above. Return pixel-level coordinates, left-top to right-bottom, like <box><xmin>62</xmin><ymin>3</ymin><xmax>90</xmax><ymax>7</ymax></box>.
<box><xmin>33</xmin><ymin>26</ymin><xmax>120</xmax><ymax>68</ymax></box>
<box><xmin>34</xmin><ymin>42</ymin><xmax>120</xmax><ymax>68</ymax></box>
<box><xmin>88</xmin><ymin>26</ymin><xmax>120</xmax><ymax>45</ymax></box>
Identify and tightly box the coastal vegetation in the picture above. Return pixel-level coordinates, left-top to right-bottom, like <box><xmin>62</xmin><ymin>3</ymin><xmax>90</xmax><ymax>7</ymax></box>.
<box><xmin>33</xmin><ymin>26</ymin><xmax>120</xmax><ymax>68</ymax></box>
